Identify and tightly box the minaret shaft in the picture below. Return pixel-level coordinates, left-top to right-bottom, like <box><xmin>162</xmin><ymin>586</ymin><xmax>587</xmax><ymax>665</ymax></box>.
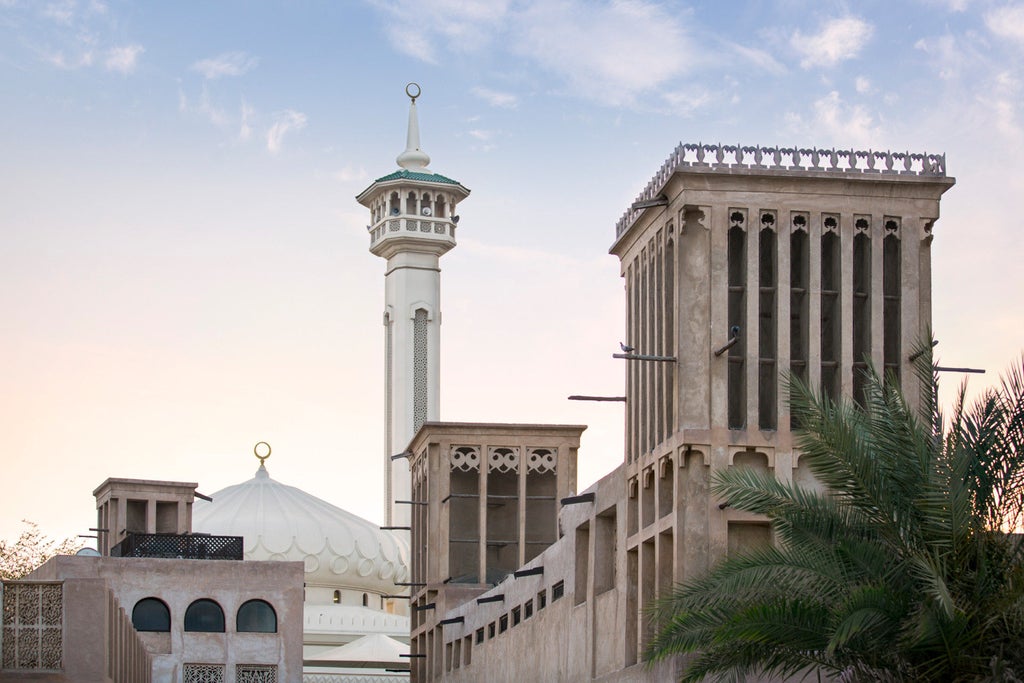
<box><xmin>383</xmin><ymin>251</ymin><xmax>442</xmax><ymax>526</ymax></box>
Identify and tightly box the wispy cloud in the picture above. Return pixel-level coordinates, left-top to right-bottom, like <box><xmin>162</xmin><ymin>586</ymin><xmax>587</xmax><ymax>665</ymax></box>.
<box><xmin>791</xmin><ymin>16</ymin><xmax>874</xmax><ymax>68</ymax></box>
<box><xmin>373</xmin><ymin>0</ymin><xmax>511</xmax><ymax>62</ymax></box>
<box><xmin>985</xmin><ymin>4</ymin><xmax>1024</xmax><ymax>45</ymax></box>
<box><xmin>915</xmin><ymin>34</ymin><xmax>970</xmax><ymax>80</ymax></box>
<box><xmin>370</xmin><ymin>0</ymin><xmax>693</xmax><ymax>107</ymax></box>
<box><xmin>266</xmin><ymin>109</ymin><xmax>307</xmax><ymax>154</ymax></box>
<box><xmin>191</xmin><ymin>51</ymin><xmax>259</xmax><ymax>79</ymax></box>
<box><xmin>46</xmin><ymin>49</ymin><xmax>94</xmax><ymax>69</ymax></box>
<box><xmin>855</xmin><ymin>76</ymin><xmax>871</xmax><ymax>93</ymax></box>
<box><xmin>661</xmin><ymin>87</ymin><xmax>713</xmax><ymax>116</ymax></box>
<box><xmin>104</xmin><ymin>44</ymin><xmax>142</xmax><ymax>74</ymax></box>
<box><xmin>43</xmin><ymin>0</ymin><xmax>76</xmax><ymax>24</ymax></box>
<box><xmin>513</xmin><ymin>0</ymin><xmax>691</xmax><ymax>105</ymax></box>
<box><xmin>471</xmin><ymin>86</ymin><xmax>518</xmax><ymax>108</ymax></box>
<box><xmin>179</xmin><ymin>85</ymin><xmax>231</xmax><ymax>126</ymax></box>
<box><xmin>239</xmin><ymin>100</ymin><xmax>255</xmax><ymax>141</ymax></box>
<box><xmin>334</xmin><ymin>166</ymin><xmax>369</xmax><ymax>183</ymax></box>
<box><xmin>785</xmin><ymin>90</ymin><xmax>880</xmax><ymax>147</ymax></box>
<box><xmin>723</xmin><ymin>42</ymin><xmax>787</xmax><ymax>76</ymax></box>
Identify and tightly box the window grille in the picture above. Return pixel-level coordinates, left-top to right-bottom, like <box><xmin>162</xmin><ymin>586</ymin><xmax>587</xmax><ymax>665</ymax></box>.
<box><xmin>236</xmin><ymin>664</ymin><xmax>278</xmax><ymax>683</ymax></box>
<box><xmin>183</xmin><ymin>664</ymin><xmax>224</xmax><ymax>683</ymax></box>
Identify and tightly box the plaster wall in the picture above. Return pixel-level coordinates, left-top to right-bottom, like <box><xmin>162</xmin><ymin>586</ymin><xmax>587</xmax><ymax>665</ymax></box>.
<box><xmin>26</xmin><ymin>555</ymin><xmax>303</xmax><ymax>683</ymax></box>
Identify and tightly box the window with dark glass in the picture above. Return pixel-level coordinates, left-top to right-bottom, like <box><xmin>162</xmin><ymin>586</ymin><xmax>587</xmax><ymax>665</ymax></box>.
<box><xmin>132</xmin><ymin>597</ymin><xmax>170</xmax><ymax>632</ymax></box>
<box><xmin>184</xmin><ymin>599</ymin><xmax>225</xmax><ymax>633</ymax></box>
<box><xmin>236</xmin><ymin>599</ymin><xmax>277</xmax><ymax>633</ymax></box>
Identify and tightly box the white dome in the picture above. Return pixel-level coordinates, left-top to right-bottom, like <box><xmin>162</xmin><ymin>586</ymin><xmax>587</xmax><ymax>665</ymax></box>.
<box><xmin>192</xmin><ymin>465</ymin><xmax>409</xmax><ymax>593</ymax></box>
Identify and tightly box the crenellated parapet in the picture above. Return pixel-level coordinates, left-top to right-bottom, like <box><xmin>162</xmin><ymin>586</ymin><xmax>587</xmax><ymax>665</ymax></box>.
<box><xmin>615</xmin><ymin>143</ymin><xmax>948</xmax><ymax>237</ymax></box>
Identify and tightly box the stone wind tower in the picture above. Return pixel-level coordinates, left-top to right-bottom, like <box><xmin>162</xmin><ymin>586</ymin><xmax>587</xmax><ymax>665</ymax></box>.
<box><xmin>357</xmin><ymin>84</ymin><xmax>470</xmax><ymax>526</ymax></box>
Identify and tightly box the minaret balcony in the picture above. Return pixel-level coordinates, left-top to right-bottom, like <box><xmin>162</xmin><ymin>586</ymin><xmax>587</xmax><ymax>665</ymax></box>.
<box><xmin>368</xmin><ymin>215</ymin><xmax>457</xmax><ymax>255</ymax></box>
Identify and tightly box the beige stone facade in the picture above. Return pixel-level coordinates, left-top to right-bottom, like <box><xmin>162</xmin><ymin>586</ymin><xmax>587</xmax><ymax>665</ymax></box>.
<box><xmin>406</xmin><ymin>144</ymin><xmax>954</xmax><ymax>682</ymax></box>
<box><xmin>4</xmin><ymin>555</ymin><xmax>304</xmax><ymax>683</ymax></box>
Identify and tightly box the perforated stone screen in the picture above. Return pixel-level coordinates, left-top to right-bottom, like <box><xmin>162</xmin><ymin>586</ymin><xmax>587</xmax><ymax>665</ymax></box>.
<box><xmin>1</xmin><ymin>582</ymin><xmax>63</xmax><ymax>671</ymax></box>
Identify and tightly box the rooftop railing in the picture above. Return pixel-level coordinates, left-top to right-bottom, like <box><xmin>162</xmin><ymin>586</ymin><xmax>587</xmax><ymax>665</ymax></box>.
<box><xmin>615</xmin><ymin>142</ymin><xmax>948</xmax><ymax>238</ymax></box>
<box><xmin>110</xmin><ymin>532</ymin><xmax>243</xmax><ymax>560</ymax></box>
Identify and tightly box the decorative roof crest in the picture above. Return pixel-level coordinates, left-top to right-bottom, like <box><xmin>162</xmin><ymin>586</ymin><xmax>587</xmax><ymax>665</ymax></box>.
<box><xmin>615</xmin><ymin>142</ymin><xmax>948</xmax><ymax>237</ymax></box>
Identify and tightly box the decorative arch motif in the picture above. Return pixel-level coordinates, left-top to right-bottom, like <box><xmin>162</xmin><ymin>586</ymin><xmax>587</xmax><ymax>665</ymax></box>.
<box><xmin>451</xmin><ymin>445</ymin><xmax>481</xmax><ymax>472</ymax></box>
<box><xmin>488</xmin><ymin>447</ymin><xmax>519</xmax><ymax>473</ymax></box>
<box><xmin>526</xmin><ymin>447</ymin><xmax>556</xmax><ymax>473</ymax></box>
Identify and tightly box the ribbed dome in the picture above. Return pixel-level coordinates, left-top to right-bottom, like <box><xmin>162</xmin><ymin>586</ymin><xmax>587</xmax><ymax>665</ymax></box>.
<box><xmin>192</xmin><ymin>465</ymin><xmax>409</xmax><ymax>592</ymax></box>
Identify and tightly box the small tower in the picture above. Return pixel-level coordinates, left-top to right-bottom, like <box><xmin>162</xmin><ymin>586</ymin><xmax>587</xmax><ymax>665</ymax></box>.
<box><xmin>357</xmin><ymin>84</ymin><xmax>470</xmax><ymax>526</ymax></box>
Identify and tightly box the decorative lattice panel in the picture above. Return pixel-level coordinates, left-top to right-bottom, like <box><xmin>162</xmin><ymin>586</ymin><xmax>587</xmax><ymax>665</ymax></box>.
<box><xmin>451</xmin><ymin>446</ymin><xmax>481</xmax><ymax>472</ymax></box>
<box><xmin>183</xmin><ymin>663</ymin><xmax>224</xmax><ymax>683</ymax></box>
<box><xmin>0</xmin><ymin>582</ymin><xmax>63</xmax><ymax>671</ymax></box>
<box><xmin>110</xmin><ymin>533</ymin><xmax>242</xmax><ymax>560</ymax></box>
<box><xmin>526</xmin><ymin>448</ymin><xmax>557</xmax><ymax>473</ymax></box>
<box><xmin>236</xmin><ymin>664</ymin><xmax>278</xmax><ymax>683</ymax></box>
<box><xmin>488</xmin><ymin>447</ymin><xmax>519</xmax><ymax>473</ymax></box>
<box><xmin>413</xmin><ymin>309</ymin><xmax>429</xmax><ymax>432</ymax></box>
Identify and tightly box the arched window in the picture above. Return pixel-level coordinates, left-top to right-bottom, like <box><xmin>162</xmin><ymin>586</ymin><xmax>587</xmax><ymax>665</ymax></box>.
<box><xmin>362</xmin><ymin>593</ymin><xmax>369</xmax><ymax>607</ymax></box>
<box><xmin>184</xmin><ymin>599</ymin><xmax>225</xmax><ymax>633</ymax></box>
<box><xmin>237</xmin><ymin>599</ymin><xmax>277</xmax><ymax>633</ymax></box>
<box><xmin>333</xmin><ymin>590</ymin><xmax>341</xmax><ymax>604</ymax></box>
<box><xmin>132</xmin><ymin>598</ymin><xmax>170</xmax><ymax>632</ymax></box>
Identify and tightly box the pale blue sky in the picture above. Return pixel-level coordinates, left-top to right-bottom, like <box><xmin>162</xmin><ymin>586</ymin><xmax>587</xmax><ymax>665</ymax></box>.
<box><xmin>3</xmin><ymin>0</ymin><xmax>1023</xmax><ymax>543</ymax></box>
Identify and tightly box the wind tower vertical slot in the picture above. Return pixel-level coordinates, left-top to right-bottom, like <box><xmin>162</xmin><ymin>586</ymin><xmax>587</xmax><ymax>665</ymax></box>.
<box><xmin>758</xmin><ymin>213</ymin><xmax>777</xmax><ymax>430</ymax></box>
<box><xmin>790</xmin><ymin>216</ymin><xmax>810</xmax><ymax>395</ymax></box>
<box><xmin>727</xmin><ymin>211</ymin><xmax>747</xmax><ymax>430</ymax></box>
<box><xmin>883</xmin><ymin>219</ymin><xmax>902</xmax><ymax>386</ymax></box>
<box><xmin>820</xmin><ymin>217</ymin><xmax>841</xmax><ymax>403</ymax></box>
<box><xmin>852</xmin><ymin>219</ymin><xmax>872</xmax><ymax>404</ymax></box>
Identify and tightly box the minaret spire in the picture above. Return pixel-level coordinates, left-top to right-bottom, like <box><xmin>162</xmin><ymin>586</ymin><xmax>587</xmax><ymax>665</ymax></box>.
<box><xmin>396</xmin><ymin>83</ymin><xmax>431</xmax><ymax>172</ymax></box>
<box><xmin>356</xmin><ymin>83</ymin><xmax>470</xmax><ymax>527</ymax></box>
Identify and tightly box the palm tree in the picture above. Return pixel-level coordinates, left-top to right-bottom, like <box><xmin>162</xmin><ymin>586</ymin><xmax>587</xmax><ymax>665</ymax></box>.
<box><xmin>646</xmin><ymin>352</ymin><xmax>1024</xmax><ymax>682</ymax></box>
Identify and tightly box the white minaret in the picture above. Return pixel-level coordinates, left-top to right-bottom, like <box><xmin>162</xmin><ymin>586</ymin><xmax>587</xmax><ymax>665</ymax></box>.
<box><xmin>357</xmin><ymin>84</ymin><xmax>470</xmax><ymax>526</ymax></box>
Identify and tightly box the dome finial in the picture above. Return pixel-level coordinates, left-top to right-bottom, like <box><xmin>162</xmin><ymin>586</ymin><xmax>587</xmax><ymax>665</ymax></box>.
<box><xmin>396</xmin><ymin>83</ymin><xmax>431</xmax><ymax>172</ymax></box>
<box><xmin>254</xmin><ymin>441</ymin><xmax>271</xmax><ymax>467</ymax></box>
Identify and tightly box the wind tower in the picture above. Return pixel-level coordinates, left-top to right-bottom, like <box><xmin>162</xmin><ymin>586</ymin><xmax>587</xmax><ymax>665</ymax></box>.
<box><xmin>357</xmin><ymin>83</ymin><xmax>470</xmax><ymax>527</ymax></box>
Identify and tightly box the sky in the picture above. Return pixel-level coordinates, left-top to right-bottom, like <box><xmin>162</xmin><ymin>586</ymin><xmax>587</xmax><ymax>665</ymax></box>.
<box><xmin>2</xmin><ymin>0</ymin><xmax>1023</xmax><ymax>545</ymax></box>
